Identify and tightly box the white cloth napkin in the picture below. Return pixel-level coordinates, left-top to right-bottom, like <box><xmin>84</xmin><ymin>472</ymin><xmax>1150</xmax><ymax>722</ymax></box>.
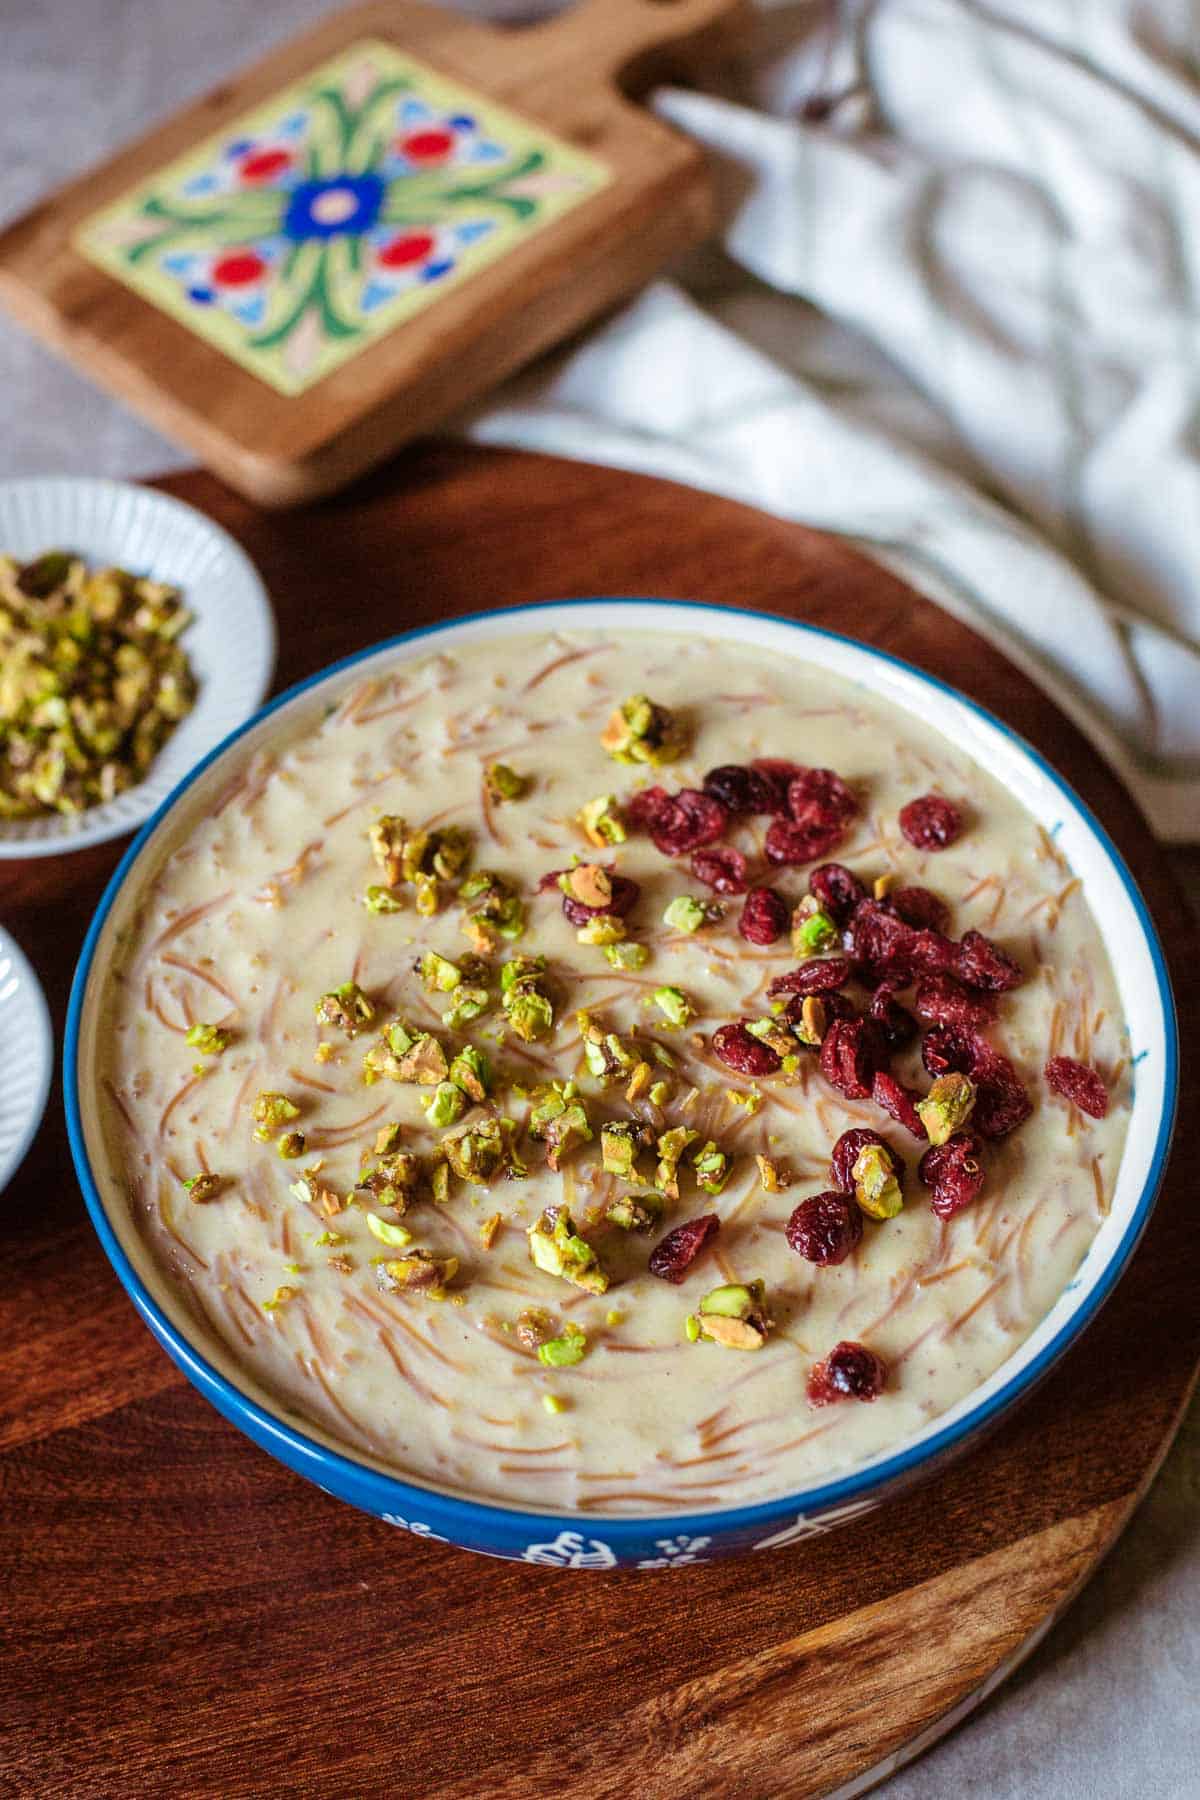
<box><xmin>466</xmin><ymin>0</ymin><xmax>1200</xmax><ymax>842</ymax></box>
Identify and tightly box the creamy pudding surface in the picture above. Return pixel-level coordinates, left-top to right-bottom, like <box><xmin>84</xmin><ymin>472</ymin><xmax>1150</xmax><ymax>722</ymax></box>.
<box><xmin>94</xmin><ymin>629</ymin><xmax>1131</xmax><ymax>1514</ymax></box>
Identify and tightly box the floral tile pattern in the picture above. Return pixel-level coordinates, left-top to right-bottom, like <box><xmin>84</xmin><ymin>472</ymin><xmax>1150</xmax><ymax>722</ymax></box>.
<box><xmin>77</xmin><ymin>40</ymin><xmax>610</xmax><ymax>395</ymax></box>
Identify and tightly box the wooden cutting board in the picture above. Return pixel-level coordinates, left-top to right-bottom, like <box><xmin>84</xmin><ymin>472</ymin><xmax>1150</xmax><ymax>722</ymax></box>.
<box><xmin>1</xmin><ymin>447</ymin><xmax>1196</xmax><ymax>1800</ymax></box>
<box><xmin>0</xmin><ymin>0</ymin><xmax>742</xmax><ymax>507</ymax></box>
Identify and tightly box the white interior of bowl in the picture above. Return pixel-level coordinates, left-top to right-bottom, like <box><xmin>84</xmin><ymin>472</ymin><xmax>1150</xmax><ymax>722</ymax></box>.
<box><xmin>0</xmin><ymin>477</ymin><xmax>275</xmax><ymax>857</ymax></box>
<box><xmin>0</xmin><ymin>928</ymin><xmax>53</xmax><ymax>1196</ymax></box>
<box><xmin>72</xmin><ymin>601</ymin><xmax>1175</xmax><ymax>1519</ymax></box>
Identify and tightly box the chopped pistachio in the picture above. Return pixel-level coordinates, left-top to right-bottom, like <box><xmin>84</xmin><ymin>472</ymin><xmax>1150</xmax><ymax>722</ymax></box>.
<box><xmin>424</xmin><ymin>1081</ymin><xmax>466</xmax><ymax>1129</ymax></box>
<box><xmin>427</xmin><ymin>826</ymin><xmax>471</xmax><ymax>882</ymax></box>
<box><xmin>429</xmin><ymin>1160</ymin><xmax>451</xmax><ymax>1206</ymax></box>
<box><xmin>413</xmin><ymin>873</ymin><xmax>439</xmax><ymax>917</ymax></box>
<box><xmin>314</xmin><ymin>1042</ymin><xmax>334</xmax><ymax>1065</ymax></box>
<box><xmin>449</xmin><ymin>1043</ymin><xmax>491</xmax><ymax>1103</ymax></box>
<box><xmin>600</xmin><ymin>694</ymin><xmax>685</xmax><ymax>766</ymax></box>
<box><xmin>252</xmin><ymin>1090</ymin><xmax>300</xmax><ymax>1140</ymax></box>
<box><xmin>315</xmin><ymin>980</ymin><xmax>375</xmax><ymax>1036</ymax></box>
<box><xmin>442</xmin><ymin>1116</ymin><xmax>523</xmax><ymax>1185</ymax></box>
<box><xmin>500</xmin><ymin>956</ymin><xmax>554</xmax><ymax>1042</ymax></box>
<box><xmin>185</xmin><ymin>1022</ymin><xmax>231</xmax><ymax>1056</ymax></box>
<box><xmin>693</xmin><ymin>1141</ymin><xmax>729</xmax><ymax>1196</ymax></box>
<box><xmin>313</xmin><ymin>1230</ymin><xmax>344</xmax><ymax>1247</ymax></box>
<box><xmin>747</xmin><ymin>1016</ymin><xmax>797</xmax><ymax>1059</ymax></box>
<box><xmin>262</xmin><ymin>1284</ymin><xmax>297</xmax><ymax>1312</ymax></box>
<box><xmin>529</xmin><ymin>1087</ymin><xmax>592</xmax><ymax>1171</ymax></box>
<box><xmin>793</xmin><ymin>994</ymin><xmax>828</xmax><ymax>1048</ymax></box>
<box><xmin>791</xmin><ymin>896</ymin><xmax>840</xmax><ymax>958</ymax></box>
<box><xmin>276</xmin><ymin>1130</ymin><xmax>306</xmax><ymax>1159</ymax></box>
<box><xmin>851</xmin><ymin>1142</ymin><xmax>904</xmax><ymax>1220</ymax></box>
<box><xmin>605</xmin><ymin>1192</ymin><xmax>663</xmax><ymax>1233</ymax></box>
<box><xmin>365</xmin><ymin>1213</ymin><xmax>414</xmax><ymax>1248</ymax></box>
<box><xmin>516</xmin><ymin>1305</ymin><xmax>554</xmax><ymax>1350</ymax></box>
<box><xmin>182</xmin><ymin>1172</ymin><xmax>223</xmax><ymax>1203</ymax></box>
<box><xmin>604</xmin><ymin>940</ymin><xmax>649</xmax><ymax>971</ymax></box>
<box><xmin>418</xmin><ymin>950</ymin><xmax>461</xmax><ymax>994</ymax></box>
<box><xmin>374</xmin><ymin>1122</ymin><xmax>403</xmax><ymax>1155</ymax></box>
<box><xmin>625</xmin><ymin>1060</ymin><xmax>652</xmax><ymax>1103</ymax></box>
<box><xmin>600</xmin><ymin>1120</ymin><xmax>645</xmax><ymax>1179</ymax></box>
<box><xmin>356</xmin><ymin>1150</ymin><xmax>421</xmax><ymax>1213</ymax></box>
<box><xmin>364</xmin><ymin>884</ymin><xmax>404</xmax><ymax>914</ymax></box>
<box><xmin>653</xmin><ymin>984</ymin><xmax>694</xmax><ymax>1029</ymax></box>
<box><xmin>378</xmin><ymin>1249</ymin><xmax>459</xmax><ymax>1298</ymax></box>
<box><xmin>579</xmin><ymin>794</ymin><xmax>627</xmax><ymax>848</ymax></box>
<box><xmin>479</xmin><ymin>1211</ymin><xmax>502</xmax><ymax>1250</ymax></box>
<box><xmin>537</xmin><ymin>1323</ymin><xmax>588</xmax><ymax>1368</ymax></box>
<box><xmin>542</xmin><ymin>1393</ymin><xmax>568</xmax><ymax>1415</ymax></box>
<box><xmin>656</xmin><ymin>1125</ymin><xmax>699</xmax><ymax>1200</ymax></box>
<box><xmin>289</xmin><ymin>1168</ymin><xmax>345</xmax><ymax>1215</ymax></box>
<box><xmin>397</xmin><ymin>1033</ymin><xmax>450</xmax><ymax>1086</ymax></box>
<box><xmin>485</xmin><ymin>762</ymin><xmax>527</xmax><ymax>802</ymax></box>
<box><xmin>526</xmin><ymin>1205</ymin><xmax>609</xmax><ymax>1294</ymax></box>
<box><xmin>560</xmin><ymin>862</ymin><xmax>613</xmax><ymax>909</ymax></box>
<box><xmin>916</xmin><ymin>1072</ymin><xmax>977</xmax><ymax>1146</ymax></box>
<box><xmin>368</xmin><ymin>815</ymin><xmax>407</xmax><ymax>886</ymax></box>
<box><xmin>663</xmin><ymin>894</ymin><xmax>708</xmax><ymax>935</ymax></box>
<box><xmin>577</xmin><ymin>1011</ymin><xmax>636</xmax><ymax>1083</ymax></box>
<box><xmin>442</xmin><ymin>984</ymin><xmax>490</xmax><ymax>1029</ymax></box>
<box><xmin>460</xmin><ymin>869</ymin><xmax>524</xmax><ymax>942</ymax></box>
<box><xmin>576</xmin><ymin>914</ymin><xmax>627</xmax><ymax>947</ymax></box>
<box><xmin>755</xmin><ymin>1154</ymin><xmax>791</xmax><ymax>1194</ymax></box>
<box><xmin>685</xmin><ymin>1313</ymin><xmax>702</xmax><ymax>1343</ymax></box>
<box><xmin>873</xmin><ymin>871</ymin><xmax>898</xmax><ymax>900</ymax></box>
<box><xmin>690</xmin><ymin>1279</ymin><xmax>773</xmax><ymax>1350</ymax></box>
<box><xmin>647</xmin><ymin>1078</ymin><xmax>672</xmax><ymax>1108</ymax></box>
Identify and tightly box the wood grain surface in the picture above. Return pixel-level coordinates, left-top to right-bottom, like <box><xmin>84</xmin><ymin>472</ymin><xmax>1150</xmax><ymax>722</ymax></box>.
<box><xmin>1</xmin><ymin>446</ymin><xmax>1195</xmax><ymax>1800</ymax></box>
<box><xmin>0</xmin><ymin>0</ymin><xmax>743</xmax><ymax>506</ymax></box>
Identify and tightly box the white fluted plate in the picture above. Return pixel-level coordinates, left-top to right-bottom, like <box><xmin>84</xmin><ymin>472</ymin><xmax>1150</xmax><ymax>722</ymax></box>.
<box><xmin>0</xmin><ymin>477</ymin><xmax>275</xmax><ymax>857</ymax></box>
<box><xmin>0</xmin><ymin>926</ymin><xmax>52</xmax><ymax>1195</ymax></box>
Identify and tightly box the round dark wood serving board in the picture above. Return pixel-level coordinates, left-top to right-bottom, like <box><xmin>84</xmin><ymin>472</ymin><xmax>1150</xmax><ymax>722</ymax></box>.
<box><xmin>1</xmin><ymin>445</ymin><xmax>1195</xmax><ymax>1799</ymax></box>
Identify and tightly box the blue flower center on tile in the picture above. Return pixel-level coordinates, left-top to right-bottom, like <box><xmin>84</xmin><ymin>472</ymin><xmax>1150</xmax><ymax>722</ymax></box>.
<box><xmin>283</xmin><ymin>174</ymin><xmax>385</xmax><ymax>241</ymax></box>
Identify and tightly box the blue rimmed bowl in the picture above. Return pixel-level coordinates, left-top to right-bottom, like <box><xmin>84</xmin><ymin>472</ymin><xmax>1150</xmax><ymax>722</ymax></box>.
<box><xmin>65</xmin><ymin>600</ymin><xmax>1177</xmax><ymax>1568</ymax></box>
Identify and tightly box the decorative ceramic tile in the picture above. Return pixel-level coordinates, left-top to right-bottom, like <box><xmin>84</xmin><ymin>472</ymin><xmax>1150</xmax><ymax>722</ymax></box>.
<box><xmin>77</xmin><ymin>40</ymin><xmax>610</xmax><ymax>395</ymax></box>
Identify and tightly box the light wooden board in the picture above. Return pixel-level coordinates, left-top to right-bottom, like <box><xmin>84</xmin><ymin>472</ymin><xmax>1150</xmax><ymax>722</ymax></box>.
<box><xmin>1</xmin><ymin>447</ymin><xmax>1194</xmax><ymax>1799</ymax></box>
<box><xmin>0</xmin><ymin>0</ymin><xmax>743</xmax><ymax>505</ymax></box>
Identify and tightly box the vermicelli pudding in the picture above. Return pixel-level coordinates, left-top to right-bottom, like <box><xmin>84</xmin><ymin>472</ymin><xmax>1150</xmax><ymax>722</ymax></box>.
<box><xmin>93</xmin><ymin>629</ymin><xmax>1130</xmax><ymax>1514</ymax></box>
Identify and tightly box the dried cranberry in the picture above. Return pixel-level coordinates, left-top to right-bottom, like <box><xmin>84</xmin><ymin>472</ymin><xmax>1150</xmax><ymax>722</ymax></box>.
<box><xmin>764</xmin><ymin>816</ymin><xmax>848</xmax><ymax>867</ymax></box>
<box><xmin>626</xmin><ymin>786</ymin><xmax>673</xmax><ymax>830</ymax></box>
<box><xmin>922</xmin><ymin>1024</ymin><xmax>976</xmax><ymax>1077</ymax></box>
<box><xmin>1044</xmin><ymin>1056</ymin><xmax>1109</xmax><ymax>1119</ymax></box>
<box><xmin>914</xmin><ymin>973</ymin><xmax>996</xmax><ymax>1031</ymax></box>
<box><xmin>768</xmin><ymin>958</ymin><xmax>854</xmax><ymax>999</ymax></box>
<box><xmin>702</xmin><ymin>764</ymin><xmax>777</xmax><ymax>815</ymax></box>
<box><xmin>786</xmin><ymin>1192</ymin><xmax>863</xmax><ymax>1265</ymax></box>
<box><xmin>788</xmin><ymin>767</ymin><xmax>859</xmax><ymax>834</ymax></box>
<box><xmin>692</xmin><ymin>845</ymin><xmax>749</xmax><ymax>895</ymax></box>
<box><xmin>898</xmin><ymin>794</ymin><xmax>964</xmax><ymax>851</ymax></box>
<box><xmin>654</xmin><ymin>788</ymin><xmax>729</xmax><ymax>856</ymax></box>
<box><xmin>869</xmin><ymin>982</ymin><xmax>918</xmax><ymax>1049</ymax></box>
<box><xmin>750</xmin><ymin>758</ymin><xmax>804</xmax><ymax>811</ymax></box>
<box><xmin>845</xmin><ymin>899</ymin><xmax>955</xmax><ymax>983</ymax></box>
<box><xmin>889</xmin><ymin>885</ymin><xmax>951</xmax><ymax>932</ymax></box>
<box><xmin>711</xmin><ymin>1022</ymin><xmax>782</xmax><ymax>1077</ymax></box>
<box><xmin>819</xmin><ymin>1017</ymin><xmax>882</xmax><ymax>1100</ymax></box>
<box><xmin>971</xmin><ymin>1041</ymin><xmax>1033</xmax><ymax>1138</ymax></box>
<box><xmin>560</xmin><ymin>873</ymin><xmax>641</xmax><ymax>926</ymax></box>
<box><xmin>955</xmin><ymin>929</ymin><xmax>1024</xmax><ymax>993</ymax></box>
<box><xmin>830</xmin><ymin>1127</ymin><xmax>906</xmax><ymax>1194</ymax></box>
<box><xmin>919</xmin><ymin>1130</ymin><xmax>985</xmax><ymax>1218</ymax></box>
<box><xmin>871</xmin><ymin>1070</ymin><xmax>927</xmax><ymax>1138</ymax></box>
<box><xmin>647</xmin><ymin>1213</ymin><xmax>721</xmax><ymax>1284</ymax></box>
<box><xmin>739</xmin><ymin>887</ymin><xmax>789</xmax><ymax>945</ymax></box>
<box><xmin>807</xmin><ymin>1341</ymin><xmax>888</xmax><ymax>1406</ymax></box>
<box><xmin>810</xmin><ymin>862</ymin><xmax>868</xmax><ymax>925</ymax></box>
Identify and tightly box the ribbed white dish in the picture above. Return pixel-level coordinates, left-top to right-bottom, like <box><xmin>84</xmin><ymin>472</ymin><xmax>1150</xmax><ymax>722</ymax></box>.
<box><xmin>0</xmin><ymin>478</ymin><xmax>275</xmax><ymax>857</ymax></box>
<box><xmin>0</xmin><ymin>926</ymin><xmax>52</xmax><ymax>1196</ymax></box>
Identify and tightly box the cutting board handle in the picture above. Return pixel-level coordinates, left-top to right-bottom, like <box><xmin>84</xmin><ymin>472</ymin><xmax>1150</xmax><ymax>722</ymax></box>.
<box><xmin>532</xmin><ymin>0</ymin><xmax>749</xmax><ymax>90</ymax></box>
